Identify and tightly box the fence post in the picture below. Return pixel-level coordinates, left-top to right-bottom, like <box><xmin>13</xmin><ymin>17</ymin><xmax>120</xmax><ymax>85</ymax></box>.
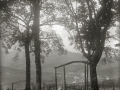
<box><xmin>55</xmin><ymin>68</ymin><xmax>57</xmax><ymax>90</ymax></box>
<box><xmin>102</xmin><ymin>83</ymin><xmax>105</xmax><ymax>90</ymax></box>
<box><xmin>87</xmin><ymin>63</ymin><xmax>88</xmax><ymax>90</ymax></box>
<box><xmin>63</xmin><ymin>66</ymin><xmax>66</xmax><ymax>90</ymax></box>
<box><xmin>12</xmin><ymin>83</ymin><xmax>14</xmax><ymax>90</ymax></box>
<box><xmin>43</xmin><ymin>83</ymin><xmax>45</xmax><ymax>90</ymax></box>
<box><xmin>89</xmin><ymin>87</ymin><xmax>91</xmax><ymax>90</ymax></box>
<box><xmin>85</xmin><ymin>63</ymin><xmax>86</xmax><ymax>90</ymax></box>
<box><xmin>81</xmin><ymin>86</ymin><xmax>82</xmax><ymax>90</ymax></box>
<box><xmin>47</xmin><ymin>84</ymin><xmax>49</xmax><ymax>90</ymax></box>
<box><xmin>113</xmin><ymin>83</ymin><xmax>115</xmax><ymax>90</ymax></box>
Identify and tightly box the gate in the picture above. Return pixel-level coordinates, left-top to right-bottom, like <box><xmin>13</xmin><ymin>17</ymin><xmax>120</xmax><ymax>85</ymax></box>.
<box><xmin>54</xmin><ymin>61</ymin><xmax>90</xmax><ymax>90</ymax></box>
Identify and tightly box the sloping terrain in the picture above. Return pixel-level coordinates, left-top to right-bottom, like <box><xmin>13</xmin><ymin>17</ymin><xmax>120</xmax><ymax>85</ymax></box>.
<box><xmin>1</xmin><ymin>50</ymin><xmax>120</xmax><ymax>89</ymax></box>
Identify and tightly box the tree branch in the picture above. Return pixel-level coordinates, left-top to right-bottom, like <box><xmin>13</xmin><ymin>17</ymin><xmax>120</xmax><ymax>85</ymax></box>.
<box><xmin>75</xmin><ymin>17</ymin><xmax>88</xmax><ymax>58</ymax></box>
<box><xmin>5</xmin><ymin>21</ymin><xmax>26</xmax><ymax>40</ymax></box>
<box><xmin>85</xmin><ymin>0</ymin><xmax>96</xmax><ymax>42</ymax></box>
<box><xmin>90</xmin><ymin>0</ymin><xmax>97</xmax><ymax>20</ymax></box>
<box><xmin>69</xmin><ymin>0</ymin><xmax>77</xmax><ymax>15</ymax></box>
<box><xmin>64</xmin><ymin>0</ymin><xmax>75</xmax><ymax>17</ymax></box>
<box><xmin>2</xmin><ymin>8</ymin><xmax>27</xmax><ymax>25</ymax></box>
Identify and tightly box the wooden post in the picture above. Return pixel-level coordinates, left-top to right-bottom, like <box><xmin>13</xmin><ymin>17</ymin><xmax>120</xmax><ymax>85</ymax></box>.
<box><xmin>63</xmin><ymin>66</ymin><xmax>66</xmax><ymax>90</ymax></box>
<box><xmin>55</xmin><ymin>68</ymin><xmax>57</xmax><ymax>90</ymax></box>
<box><xmin>43</xmin><ymin>83</ymin><xmax>45</xmax><ymax>90</ymax></box>
<box><xmin>12</xmin><ymin>83</ymin><xmax>14</xmax><ymax>90</ymax></box>
<box><xmin>112</xmin><ymin>82</ymin><xmax>115</xmax><ymax>90</ymax></box>
<box><xmin>87</xmin><ymin>63</ymin><xmax>88</xmax><ymax>90</ymax></box>
<box><xmin>102</xmin><ymin>83</ymin><xmax>105</xmax><ymax>90</ymax></box>
<box><xmin>89</xmin><ymin>87</ymin><xmax>91</xmax><ymax>90</ymax></box>
<box><xmin>85</xmin><ymin>63</ymin><xmax>86</xmax><ymax>90</ymax></box>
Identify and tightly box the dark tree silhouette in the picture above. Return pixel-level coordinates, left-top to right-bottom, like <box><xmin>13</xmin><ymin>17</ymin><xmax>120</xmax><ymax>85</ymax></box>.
<box><xmin>0</xmin><ymin>1</ymin><xmax>33</xmax><ymax>89</ymax></box>
<box><xmin>54</xmin><ymin>0</ymin><xmax>116</xmax><ymax>90</ymax></box>
<box><xmin>1</xmin><ymin>1</ymin><xmax>65</xmax><ymax>90</ymax></box>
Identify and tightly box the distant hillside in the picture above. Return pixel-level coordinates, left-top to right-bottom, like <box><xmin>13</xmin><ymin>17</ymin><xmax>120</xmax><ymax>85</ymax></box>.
<box><xmin>1</xmin><ymin>50</ymin><xmax>120</xmax><ymax>89</ymax></box>
<box><xmin>1</xmin><ymin>51</ymin><xmax>86</xmax><ymax>71</ymax></box>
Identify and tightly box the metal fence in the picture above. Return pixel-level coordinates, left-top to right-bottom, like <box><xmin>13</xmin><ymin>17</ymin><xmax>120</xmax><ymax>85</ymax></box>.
<box><xmin>1</xmin><ymin>83</ymin><xmax>119</xmax><ymax>90</ymax></box>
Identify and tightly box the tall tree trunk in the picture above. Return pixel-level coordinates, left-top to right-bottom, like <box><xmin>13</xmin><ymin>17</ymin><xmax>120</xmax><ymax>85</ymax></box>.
<box><xmin>25</xmin><ymin>43</ymin><xmax>31</xmax><ymax>90</ymax></box>
<box><xmin>90</xmin><ymin>62</ymin><xmax>99</xmax><ymax>90</ymax></box>
<box><xmin>32</xmin><ymin>2</ymin><xmax>41</xmax><ymax>90</ymax></box>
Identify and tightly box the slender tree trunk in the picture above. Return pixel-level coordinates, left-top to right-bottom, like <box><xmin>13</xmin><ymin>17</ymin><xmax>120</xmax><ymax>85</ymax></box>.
<box><xmin>32</xmin><ymin>2</ymin><xmax>41</xmax><ymax>90</ymax></box>
<box><xmin>90</xmin><ymin>62</ymin><xmax>99</xmax><ymax>90</ymax></box>
<box><xmin>25</xmin><ymin>43</ymin><xmax>31</xmax><ymax>90</ymax></box>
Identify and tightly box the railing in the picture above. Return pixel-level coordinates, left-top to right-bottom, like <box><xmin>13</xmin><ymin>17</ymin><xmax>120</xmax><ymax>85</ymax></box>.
<box><xmin>1</xmin><ymin>82</ymin><xmax>119</xmax><ymax>90</ymax></box>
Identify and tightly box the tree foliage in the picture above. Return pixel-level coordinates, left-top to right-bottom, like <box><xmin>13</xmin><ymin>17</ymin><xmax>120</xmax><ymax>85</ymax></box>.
<box><xmin>56</xmin><ymin>0</ymin><xmax>117</xmax><ymax>62</ymax></box>
<box><xmin>0</xmin><ymin>0</ymin><xmax>66</xmax><ymax>90</ymax></box>
<box><xmin>55</xmin><ymin>0</ymin><xmax>117</xmax><ymax>90</ymax></box>
<box><xmin>1</xmin><ymin>0</ymin><xmax>65</xmax><ymax>59</ymax></box>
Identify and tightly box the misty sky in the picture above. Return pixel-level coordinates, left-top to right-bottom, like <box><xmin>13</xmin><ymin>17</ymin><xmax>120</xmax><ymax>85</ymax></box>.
<box><xmin>52</xmin><ymin>25</ymin><xmax>119</xmax><ymax>53</ymax></box>
<box><xmin>1</xmin><ymin>24</ymin><xmax>119</xmax><ymax>53</ymax></box>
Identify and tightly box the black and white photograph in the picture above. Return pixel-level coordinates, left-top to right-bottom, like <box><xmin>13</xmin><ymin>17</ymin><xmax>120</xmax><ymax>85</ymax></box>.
<box><xmin>0</xmin><ymin>0</ymin><xmax>120</xmax><ymax>90</ymax></box>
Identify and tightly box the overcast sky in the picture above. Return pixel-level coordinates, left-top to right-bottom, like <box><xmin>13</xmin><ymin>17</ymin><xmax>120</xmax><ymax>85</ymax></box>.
<box><xmin>1</xmin><ymin>24</ymin><xmax>119</xmax><ymax>53</ymax></box>
<box><xmin>52</xmin><ymin>25</ymin><xmax>119</xmax><ymax>53</ymax></box>
<box><xmin>52</xmin><ymin>25</ymin><xmax>78</xmax><ymax>52</ymax></box>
